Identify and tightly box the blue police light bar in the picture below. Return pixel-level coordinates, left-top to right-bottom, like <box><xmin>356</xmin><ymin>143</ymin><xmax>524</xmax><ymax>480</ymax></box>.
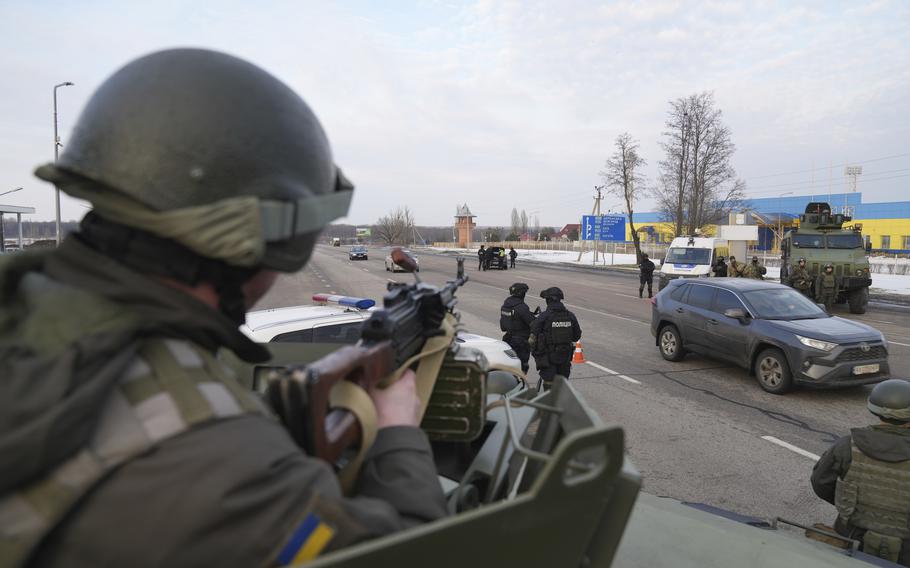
<box><xmin>311</xmin><ymin>294</ymin><xmax>375</xmax><ymax>310</ymax></box>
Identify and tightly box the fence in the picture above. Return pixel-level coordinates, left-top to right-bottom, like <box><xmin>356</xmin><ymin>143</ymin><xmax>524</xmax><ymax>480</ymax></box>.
<box><xmin>429</xmin><ymin>240</ymin><xmax>668</xmax><ymax>259</ymax></box>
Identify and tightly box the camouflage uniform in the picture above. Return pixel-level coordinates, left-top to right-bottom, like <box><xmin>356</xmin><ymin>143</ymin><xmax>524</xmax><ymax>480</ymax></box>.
<box><xmin>788</xmin><ymin>265</ymin><xmax>813</xmax><ymax>297</ymax></box>
<box><xmin>741</xmin><ymin>261</ymin><xmax>767</xmax><ymax>280</ymax></box>
<box><xmin>816</xmin><ymin>271</ymin><xmax>839</xmax><ymax>311</ymax></box>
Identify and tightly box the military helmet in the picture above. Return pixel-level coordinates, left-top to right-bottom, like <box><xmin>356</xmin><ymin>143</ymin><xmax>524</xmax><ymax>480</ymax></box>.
<box><xmin>717</xmin><ymin>256</ymin><xmax>725</xmax><ymax>262</ymax></box>
<box><xmin>798</xmin><ymin>257</ymin><xmax>806</xmax><ymax>264</ymax></box>
<box><xmin>35</xmin><ymin>48</ymin><xmax>352</xmax><ymax>272</ymax></box>
<box><xmin>825</xmin><ymin>263</ymin><xmax>834</xmax><ymax>270</ymax></box>
<box><xmin>868</xmin><ymin>380</ymin><xmax>910</xmax><ymax>423</ymax></box>
<box><xmin>509</xmin><ymin>282</ymin><xmax>529</xmax><ymax>297</ymax></box>
<box><xmin>540</xmin><ymin>287</ymin><xmax>564</xmax><ymax>301</ymax></box>
<box><xmin>752</xmin><ymin>256</ymin><xmax>759</xmax><ymax>262</ymax></box>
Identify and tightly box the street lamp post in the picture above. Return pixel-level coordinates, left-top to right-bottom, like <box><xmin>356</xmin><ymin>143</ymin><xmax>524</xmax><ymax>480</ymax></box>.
<box><xmin>777</xmin><ymin>191</ymin><xmax>794</xmax><ymax>251</ymax></box>
<box><xmin>0</xmin><ymin>187</ymin><xmax>23</xmax><ymax>252</ymax></box>
<box><xmin>54</xmin><ymin>81</ymin><xmax>74</xmax><ymax>246</ymax></box>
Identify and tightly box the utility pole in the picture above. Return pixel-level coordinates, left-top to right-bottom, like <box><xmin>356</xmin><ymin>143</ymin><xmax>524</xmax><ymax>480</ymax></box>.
<box><xmin>577</xmin><ymin>185</ymin><xmax>604</xmax><ymax>263</ymax></box>
<box><xmin>54</xmin><ymin>81</ymin><xmax>74</xmax><ymax>246</ymax></box>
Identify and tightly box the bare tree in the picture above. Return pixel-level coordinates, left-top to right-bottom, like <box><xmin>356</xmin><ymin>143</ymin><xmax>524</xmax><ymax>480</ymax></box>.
<box><xmin>655</xmin><ymin>92</ymin><xmax>745</xmax><ymax>237</ymax></box>
<box><xmin>510</xmin><ymin>208</ymin><xmax>521</xmax><ymax>236</ymax></box>
<box><xmin>374</xmin><ymin>206</ymin><xmax>415</xmax><ymax>245</ymax></box>
<box><xmin>520</xmin><ymin>210</ymin><xmax>529</xmax><ymax>236</ymax></box>
<box><xmin>601</xmin><ymin>132</ymin><xmax>647</xmax><ymax>261</ymax></box>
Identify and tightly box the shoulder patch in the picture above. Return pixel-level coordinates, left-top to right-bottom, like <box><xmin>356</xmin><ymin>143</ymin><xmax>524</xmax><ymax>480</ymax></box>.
<box><xmin>276</xmin><ymin>513</ymin><xmax>335</xmax><ymax>565</ymax></box>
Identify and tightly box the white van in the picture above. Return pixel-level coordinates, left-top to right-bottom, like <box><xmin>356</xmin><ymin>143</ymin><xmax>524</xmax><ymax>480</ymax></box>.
<box><xmin>657</xmin><ymin>237</ymin><xmax>729</xmax><ymax>290</ymax></box>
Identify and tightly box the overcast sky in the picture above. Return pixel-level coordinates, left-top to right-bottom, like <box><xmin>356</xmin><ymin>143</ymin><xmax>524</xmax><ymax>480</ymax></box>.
<box><xmin>1</xmin><ymin>0</ymin><xmax>908</xmax><ymax>227</ymax></box>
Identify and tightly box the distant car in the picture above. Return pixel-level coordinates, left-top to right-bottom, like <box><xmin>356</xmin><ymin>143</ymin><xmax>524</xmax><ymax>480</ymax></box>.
<box><xmin>386</xmin><ymin>250</ymin><xmax>419</xmax><ymax>272</ymax></box>
<box><xmin>331</xmin><ymin>238</ymin><xmax>341</xmax><ymax>247</ymax></box>
<box><xmin>349</xmin><ymin>246</ymin><xmax>368</xmax><ymax>261</ymax></box>
<box><xmin>242</xmin><ymin>295</ymin><xmax>519</xmax><ymax>370</ymax></box>
<box><xmin>650</xmin><ymin>278</ymin><xmax>889</xmax><ymax>394</ymax></box>
<box><xmin>486</xmin><ymin>246</ymin><xmax>509</xmax><ymax>270</ymax></box>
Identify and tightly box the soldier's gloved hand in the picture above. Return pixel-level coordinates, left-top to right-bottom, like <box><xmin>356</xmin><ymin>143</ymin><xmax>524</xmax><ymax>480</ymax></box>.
<box><xmin>371</xmin><ymin>369</ymin><xmax>422</xmax><ymax>428</ymax></box>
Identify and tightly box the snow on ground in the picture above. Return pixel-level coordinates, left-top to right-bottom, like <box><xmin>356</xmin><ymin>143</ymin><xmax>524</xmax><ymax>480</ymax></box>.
<box><xmin>426</xmin><ymin>247</ymin><xmax>910</xmax><ymax>296</ymax></box>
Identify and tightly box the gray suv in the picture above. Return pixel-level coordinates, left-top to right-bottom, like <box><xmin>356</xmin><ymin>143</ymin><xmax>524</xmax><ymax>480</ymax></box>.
<box><xmin>650</xmin><ymin>278</ymin><xmax>889</xmax><ymax>394</ymax></box>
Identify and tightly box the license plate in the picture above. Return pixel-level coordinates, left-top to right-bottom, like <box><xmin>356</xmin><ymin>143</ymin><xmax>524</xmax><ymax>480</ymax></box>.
<box><xmin>853</xmin><ymin>364</ymin><xmax>880</xmax><ymax>375</ymax></box>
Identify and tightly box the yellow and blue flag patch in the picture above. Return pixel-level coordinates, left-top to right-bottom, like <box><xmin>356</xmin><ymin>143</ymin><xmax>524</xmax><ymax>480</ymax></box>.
<box><xmin>277</xmin><ymin>513</ymin><xmax>335</xmax><ymax>565</ymax></box>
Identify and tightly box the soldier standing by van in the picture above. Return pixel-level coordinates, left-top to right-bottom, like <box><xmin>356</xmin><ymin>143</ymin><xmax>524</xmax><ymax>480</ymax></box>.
<box><xmin>742</xmin><ymin>256</ymin><xmax>767</xmax><ymax>279</ymax></box>
<box><xmin>500</xmin><ymin>283</ymin><xmax>536</xmax><ymax>374</ymax></box>
<box><xmin>816</xmin><ymin>263</ymin><xmax>839</xmax><ymax>311</ymax></box>
<box><xmin>811</xmin><ymin>379</ymin><xmax>910</xmax><ymax>566</ymax></box>
<box><xmin>728</xmin><ymin>256</ymin><xmax>744</xmax><ymax>277</ymax></box>
<box><xmin>530</xmin><ymin>287</ymin><xmax>582</xmax><ymax>391</ymax></box>
<box><xmin>713</xmin><ymin>256</ymin><xmax>728</xmax><ymax>277</ymax></box>
<box><xmin>477</xmin><ymin>245</ymin><xmax>486</xmax><ymax>270</ymax></box>
<box><xmin>638</xmin><ymin>253</ymin><xmax>655</xmax><ymax>298</ymax></box>
<box><xmin>789</xmin><ymin>257</ymin><xmax>813</xmax><ymax>298</ymax></box>
<box><xmin>509</xmin><ymin>247</ymin><xmax>518</xmax><ymax>268</ymax></box>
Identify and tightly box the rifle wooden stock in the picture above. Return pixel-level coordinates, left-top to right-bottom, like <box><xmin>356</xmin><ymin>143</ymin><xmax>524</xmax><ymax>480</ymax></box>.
<box><xmin>304</xmin><ymin>340</ymin><xmax>395</xmax><ymax>464</ymax></box>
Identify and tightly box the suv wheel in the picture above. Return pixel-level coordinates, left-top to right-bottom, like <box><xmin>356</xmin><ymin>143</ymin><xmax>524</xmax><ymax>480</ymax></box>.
<box><xmin>658</xmin><ymin>325</ymin><xmax>685</xmax><ymax>362</ymax></box>
<box><xmin>755</xmin><ymin>348</ymin><xmax>793</xmax><ymax>394</ymax></box>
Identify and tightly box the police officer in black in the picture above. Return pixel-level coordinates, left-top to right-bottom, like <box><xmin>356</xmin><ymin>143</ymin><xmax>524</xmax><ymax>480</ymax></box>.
<box><xmin>530</xmin><ymin>287</ymin><xmax>582</xmax><ymax>391</ymax></box>
<box><xmin>478</xmin><ymin>245</ymin><xmax>486</xmax><ymax>270</ymax></box>
<box><xmin>713</xmin><ymin>256</ymin><xmax>728</xmax><ymax>277</ymax></box>
<box><xmin>638</xmin><ymin>253</ymin><xmax>656</xmax><ymax>298</ymax></box>
<box><xmin>500</xmin><ymin>282</ymin><xmax>537</xmax><ymax>374</ymax></box>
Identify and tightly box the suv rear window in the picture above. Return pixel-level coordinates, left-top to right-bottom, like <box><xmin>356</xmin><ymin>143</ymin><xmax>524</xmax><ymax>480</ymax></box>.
<box><xmin>686</xmin><ymin>285</ymin><xmax>715</xmax><ymax>310</ymax></box>
<box><xmin>670</xmin><ymin>284</ymin><xmax>688</xmax><ymax>302</ymax></box>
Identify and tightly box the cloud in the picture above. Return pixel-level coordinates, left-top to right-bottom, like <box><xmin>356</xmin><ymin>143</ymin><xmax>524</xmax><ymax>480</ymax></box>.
<box><xmin>0</xmin><ymin>0</ymin><xmax>907</xmax><ymax>228</ymax></box>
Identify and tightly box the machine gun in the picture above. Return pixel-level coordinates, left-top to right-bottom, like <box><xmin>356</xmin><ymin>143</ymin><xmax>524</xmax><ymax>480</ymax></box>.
<box><xmin>266</xmin><ymin>248</ymin><xmax>470</xmax><ymax>468</ymax></box>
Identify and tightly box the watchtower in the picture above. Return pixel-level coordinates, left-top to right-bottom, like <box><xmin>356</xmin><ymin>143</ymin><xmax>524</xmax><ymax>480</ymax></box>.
<box><xmin>454</xmin><ymin>204</ymin><xmax>476</xmax><ymax>248</ymax></box>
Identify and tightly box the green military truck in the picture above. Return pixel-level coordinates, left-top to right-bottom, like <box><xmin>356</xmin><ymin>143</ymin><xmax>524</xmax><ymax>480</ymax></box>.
<box><xmin>780</xmin><ymin>202</ymin><xmax>872</xmax><ymax>314</ymax></box>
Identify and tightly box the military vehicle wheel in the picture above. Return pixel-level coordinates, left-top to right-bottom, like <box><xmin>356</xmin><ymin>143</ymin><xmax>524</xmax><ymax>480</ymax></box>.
<box><xmin>658</xmin><ymin>325</ymin><xmax>685</xmax><ymax>362</ymax></box>
<box><xmin>755</xmin><ymin>348</ymin><xmax>793</xmax><ymax>394</ymax></box>
<box><xmin>848</xmin><ymin>288</ymin><xmax>868</xmax><ymax>314</ymax></box>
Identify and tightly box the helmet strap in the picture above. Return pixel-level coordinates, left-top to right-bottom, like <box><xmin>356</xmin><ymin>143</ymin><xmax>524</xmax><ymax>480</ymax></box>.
<box><xmin>78</xmin><ymin>212</ymin><xmax>257</xmax><ymax>324</ymax></box>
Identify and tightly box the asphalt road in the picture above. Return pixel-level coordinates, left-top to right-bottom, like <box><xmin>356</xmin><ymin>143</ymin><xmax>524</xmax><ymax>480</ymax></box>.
<box><xmin>258</xmin><ymin>244</ymin><xmax>910</xmax><ymax>526</ymax></box>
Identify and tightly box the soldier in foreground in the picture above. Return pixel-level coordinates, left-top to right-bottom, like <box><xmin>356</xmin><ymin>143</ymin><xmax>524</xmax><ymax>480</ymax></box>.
<box><xmin>638</xmin><ymin>253</ymin><xmax>655</xmax><ymax>298</ymax></box>
<box><xmin>742</xmin><ymin>255</ymin><xmax>767</xmax><ymax>279</ymax></box>
<box><xmin>477</xmin><ymin>245</ymin><xmax>486</xmax><ymax>270</ymax></box>
<box><xmin>509</xmin><ymin>246</ymin><xmax>518</xmax><ymax>268</ymax></box>
<box><xmin>789</xmin><ymin>257</ymin><xmax>813</xmax><ymax>298</ymax></box>
<box><xmin>499</xmin><ymin>282</ymin><xmax>537</xmax><ymax>374</ymax></box>
<box><xmin>816</xmin><ymin>263</ymin><xmax>839</xmax><ymax>312</ymax></box>
<box><xmin>0</xmin><ymin>49</ymin><xmax>446</xmax><ymax>567</ymax></box>
<box><xmin>530</xmin><ymin>287</ymin><xmax>582</xmax><ymax>391</ymax></box>
<box><xmin>811</xmin><ymin>379</ymin><xmax>910</xmax><ymax>566</ymax></box>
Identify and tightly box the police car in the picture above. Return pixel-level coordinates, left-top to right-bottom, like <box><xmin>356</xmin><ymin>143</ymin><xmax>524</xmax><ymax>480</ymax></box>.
<box><xmin>241</xmin><ymin>294</ymin><xmax>520</xmax><ymax>370</ymax></box>
<box><xmin>385</xmin><ymin>250</ymin><xmax>419</xmax><ymax>272</ymax></box>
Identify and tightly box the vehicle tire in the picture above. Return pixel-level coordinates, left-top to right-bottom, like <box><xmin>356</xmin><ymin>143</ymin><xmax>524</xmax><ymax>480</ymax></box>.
<box><xmin>848</xmin><ymin>288</ymin><xmax>868</xmax><ymax>314</ymax></box>
<box><xmin>754</xmin><ymin>348</ymin><xmax>793</xmax><ymax>394</ymax></box>
<box><xmin>385</xmin><ymin>264</ymin><xmax>390</xmax><ymax>271</ymax></box>
<box><xmin>658</xmin><ymin>324</ymin><xmax>685</xmax><ymax>362</ymax></box>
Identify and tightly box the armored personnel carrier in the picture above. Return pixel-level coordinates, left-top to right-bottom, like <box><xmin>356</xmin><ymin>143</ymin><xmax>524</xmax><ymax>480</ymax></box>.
<box><xmin>780</xmin><ymin>202</ymin><xmax>872</xmax><ymax>314</ymax></box>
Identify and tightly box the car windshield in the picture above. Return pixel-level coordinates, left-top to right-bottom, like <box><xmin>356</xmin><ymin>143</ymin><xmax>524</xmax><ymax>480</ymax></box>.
<box><xmin>826</xmin><ymin>234</ymin><xmax>864</xmax><ymax>249</ymax></box>
<box><xmin>791</xmin><ymin>234</ymin><xmax>822</xmax><ymax>248</ymax></box>
<box><xmin>352</xmin><ymin>246</ymin><xmax>367</xmax><ymax>252</ymax></box>
<box><xmin>743</xmin><ymin>288</ymin><xmax>826</xmax><ymax>320</ymax></box>
<box><xmin>665</xmin><ymin>247</ymin><xmax>711</xmax><ymax>264</ymax></box>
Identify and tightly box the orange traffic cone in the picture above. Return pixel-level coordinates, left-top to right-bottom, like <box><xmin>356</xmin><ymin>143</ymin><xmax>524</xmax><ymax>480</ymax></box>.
<box><xmin>572</xmin><ymin>341</ymin><xmax>587</xmax><ymax>364</ymax></box>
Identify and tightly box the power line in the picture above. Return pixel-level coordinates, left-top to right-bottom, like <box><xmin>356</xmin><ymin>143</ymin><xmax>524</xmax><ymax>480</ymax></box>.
<box><xmin>741</xmin><ymin>152</ymin><xmax>910</xmax><ymax>181</ymax></box>
<box><xmin>741</xmin><ymin>167</ymin><xmax>910</xmax><ymax>193</ymax></box>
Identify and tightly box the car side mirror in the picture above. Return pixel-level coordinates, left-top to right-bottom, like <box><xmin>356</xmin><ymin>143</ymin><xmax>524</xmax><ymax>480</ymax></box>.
<box><xmin>723</xmin><ymin>308</ymin><xmax>748</xmax><ymax>323</ymax></box>
<box><xmin>816</xmin><ymin>303</ymin><xmax>829</xmax><ymax>314</ymax></box>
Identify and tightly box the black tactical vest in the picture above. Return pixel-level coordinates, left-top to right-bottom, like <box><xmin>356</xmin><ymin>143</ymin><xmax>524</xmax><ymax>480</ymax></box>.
<box><xmin>547</xmin><ymin>312</ymin><xmax>574</xmax><ymax>344</ymax></box>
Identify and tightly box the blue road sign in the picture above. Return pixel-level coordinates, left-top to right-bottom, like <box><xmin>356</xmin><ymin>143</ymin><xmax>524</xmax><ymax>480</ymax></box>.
<box><xmin>581</xmin><ymin>214</ymin><xmax>626</xmax><ymax>241</ymax></box>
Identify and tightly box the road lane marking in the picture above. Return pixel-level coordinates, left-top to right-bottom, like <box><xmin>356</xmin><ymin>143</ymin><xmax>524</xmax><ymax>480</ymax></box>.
<box><xmin>613</xmin><ymin>293</ymin><xmax>639</xmax><ymax>299</ymax></box>
<box><xmin>761</xmin><ymin>436</ymin><xmax>820</xmax><ymax>461</ymax></box>
<box><xmin>890</xmin><ymin>341</ymin><xmax>910</xmax><ymax>347</ymax></box>
<box><xmin>586</xmin><ymin>361</ymin><xmax>642</xmax><ymax>384</ymax></box>
<box><xmin>868</xmin><ymin>320</ymin><xmax>894</xmax><ymax>324</ymax></box>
